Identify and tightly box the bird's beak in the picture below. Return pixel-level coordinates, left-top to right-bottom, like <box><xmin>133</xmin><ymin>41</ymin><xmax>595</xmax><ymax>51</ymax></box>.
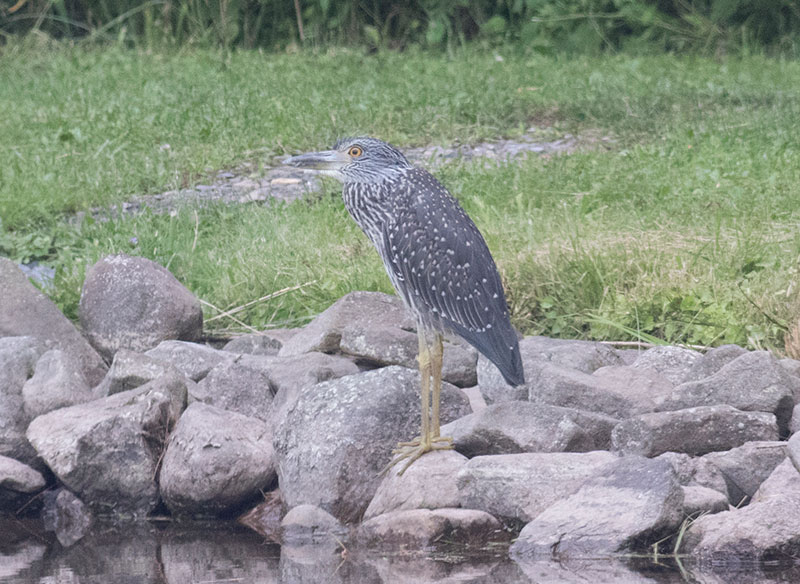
<box><xmin>284</xmin><ymin>149</ymin><xmax>349</xmax><ymax>171</ymax></box>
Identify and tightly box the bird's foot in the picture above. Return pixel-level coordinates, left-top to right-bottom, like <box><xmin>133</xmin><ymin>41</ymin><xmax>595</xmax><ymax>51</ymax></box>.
<box><xmin>381</xmin><ymin>436</ymin><xmax>453</xmax><ymax>476</ymax></box>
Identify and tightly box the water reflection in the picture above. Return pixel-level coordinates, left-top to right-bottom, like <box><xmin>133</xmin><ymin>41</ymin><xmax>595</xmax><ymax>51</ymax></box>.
<box><xmin>1</xmin><ymin>519</ymin><xmax>799</xmax><ymax>584</ymax></box>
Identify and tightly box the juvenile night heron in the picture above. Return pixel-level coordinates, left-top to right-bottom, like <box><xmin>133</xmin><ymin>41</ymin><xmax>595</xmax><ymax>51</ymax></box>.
<box><xmin>286</xmin><ymin>137</ymin><xmax>524</xmax><ymax>473</ymax></box>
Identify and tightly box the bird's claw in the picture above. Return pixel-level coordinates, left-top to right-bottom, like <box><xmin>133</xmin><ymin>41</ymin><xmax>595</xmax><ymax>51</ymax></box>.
<box><xmin>381</xmin><ymin>436</ymin><xmax>454</xmax><ymax>476</ymax></box>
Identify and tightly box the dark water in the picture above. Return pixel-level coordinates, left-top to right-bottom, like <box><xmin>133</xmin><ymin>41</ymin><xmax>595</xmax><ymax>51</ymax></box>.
<box><xmin>2</xmin><ymin>519</ymin><xmax>798</xmax><ymax>584</ymax></box>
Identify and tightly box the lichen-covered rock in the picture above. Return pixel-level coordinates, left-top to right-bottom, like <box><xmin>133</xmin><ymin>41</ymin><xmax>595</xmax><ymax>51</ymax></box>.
<box><xmin>510</xmin><ymin>456</ymin><xmax>683</xmax><ymax>558</ymax></box>
<box><xmin>273</xmin><ymin>366</ymin><xmax>470</xmax><ymax>523</ymax></box>
<box><xmin>159</xmin><ymin>402</ymin><xmax>275</xmax><ymax>517</ymax></box>
<box><xmin>192</xmin><ymin>354</ymin><xmax>275</xmax><ymax>422</ymax></box>
<box><xmin>611</xmin><ymin>405</ymin><xmax>778</xmax><ymax>457</ymax></box>
<box><xmin>79</xmin><ymin>254</ymin><xmax>203</xmax><ymax>359</ymax></box>
<box><xmin>630</xmin><ymin>345</ymin><xmax>701</xmax><ymax>385</ymax></box>
<box><xmin>364</xmin><ymin>450</ymin><xmax>467</xmax><ymax>520</ymax></box>
<box><xmin>0</xmin><ymin>258</ymin><xmax>106</xmax><ymax>386</ymax></box>
<box><xmin>22</xmin><ymin>349</ymin><xmax>93</xmax><ymax>418</ymax></box>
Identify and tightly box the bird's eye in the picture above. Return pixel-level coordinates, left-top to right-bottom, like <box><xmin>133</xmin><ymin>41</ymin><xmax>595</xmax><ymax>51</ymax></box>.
<box><xmin>348</xmin><ymin>146</ymin><xmax>363</xmax><ymax>157</ymax></box>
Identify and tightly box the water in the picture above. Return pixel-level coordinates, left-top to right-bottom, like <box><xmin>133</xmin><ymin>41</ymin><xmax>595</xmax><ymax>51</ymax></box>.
<box><xmin>2</xmin><ymin>519</ymin><xmax>798</xmax><ymax>583</ymax></box>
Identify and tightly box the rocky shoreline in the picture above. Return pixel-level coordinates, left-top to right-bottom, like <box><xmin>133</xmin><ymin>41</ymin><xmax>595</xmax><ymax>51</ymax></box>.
<box><xmin>2</xmin><ymin>253</ymin><xmax>800</xmax><ymax>573</ymax></box>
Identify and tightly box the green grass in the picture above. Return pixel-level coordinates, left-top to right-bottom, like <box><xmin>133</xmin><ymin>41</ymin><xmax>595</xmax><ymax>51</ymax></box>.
<box><xmin>2</xmin><ymin>45</ymin><xmax>800</xmax><ymax>351</ymax></box>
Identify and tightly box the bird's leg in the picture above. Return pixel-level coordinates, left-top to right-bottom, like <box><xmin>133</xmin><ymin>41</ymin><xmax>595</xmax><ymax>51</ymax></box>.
<box><xmin>430</xmin><ymin>333</ymin><xmax>452</xmax><ymax>447</ymax></box>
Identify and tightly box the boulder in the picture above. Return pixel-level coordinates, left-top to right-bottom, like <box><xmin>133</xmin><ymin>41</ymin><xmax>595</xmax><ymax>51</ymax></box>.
<box><xmin>79</xmin><ymin>254</ymin><xmax>203</xmax><ymax>359</ymax></box>
<box><xmin>26</xmin><ymin>374</ymin><xmax>187</xmax><ymax>516</ymax></box>
<box><xmin>364</xmin><ymin>450</ymin><xmax>467</xmax><ymax>520</ymax></box>
<box><xmin>0</xmin><ymin>337</ymin><xmax>46</xmax><ymax>465</ymax></box>
<box><xmin>145</xmin><ymin>340</ymin><xmax>233</xmax><ymax>381</ymax></box>
<box><xmin>527</xmin><ymin>364</ymin><xmax>672</xmax><ymax>419</ymax></box>
<box><xmin>193</xmin><ymin>354</ymin><xmax>275</xmax><ymax>422</ymax></box>
<box><xmin>701</xmin><ymin>441</ymin><xmax>788</xmax><ymax>506</ymax></box>
<box><xmin>441</xmin><ymin>401</ymin><xmax>617</xmax><ymax>457</ymax></box>
<box><xmin>630</xmin><ymin>345</ymin><xmax>701</xmax><ymax>385</ymax></box>
<box><xmin>0</xmin><ymin>455</ymin><xmax>46</xmax><ymax>512</ymax></box>
<box><xmin>357</xmin><ymin>508</ymin><xmax>507</xmax><ymax>549</ymax></box>
<box><xmin>790</xmin><ymin>403</ymin><xmax>800</xmax><ymax>435</ymax></box>
<box><xmin>683</xmin><ymin>458</ymin><xmax>800</xmax><ymax>566</ymax></box>
<box><xmin>611</xmin><ymin>405</ymin><xmax>778</xmax><ymax>457</ymax></box>
<box><xmin>0</xmin><ymin>258</ymin><xmax>106</xmax><ymax>386</ymax></box>
<box><xmin>682</xmin><ymin>485</ymin><xmax>730</xmax><ymax>517</ymax></box>
<box><xmin>273</xmin><ymin>366</ymin><xmax>470</xmax><ymax>523</ymax></box>
<box><xmin>159</xmin><ymin>402</ymin><xmax>276</xmax><ymax>517</ymax></box>
<box><xmin>456</xmin><ymin>451</ymin><xmax>617</xmax><ymax>524</ymax></box>
<box><xmin>779</xmin><ymin>357</ymin><xmax>800</xmax><ymax>378</ymax></box>
<box><xmin>682</xmin><ymin>344</ymin><xmax>748</xmax><ymax>382</ymax></box>
<box><xmin>223</xmin><ymin>332</ymin><xmax>285</xmax><ymax>356</ymax></box>
<box><xmin>92</xmin><ymin>349</ymin><xmax>184</xmax><ymax>398</ymax></box>
<box><xmin>790</xmin><ymin>432</ymin><xmax>800</xmax><ymax>469</ymax></box>
<box><xmin>22</xmin><ymin>349</ymin><xmax>93</xmax><ymax>418</ymax></box>
<box><xmin>478</xmin><ymin>336</ymin><xmax>624</xmax><ymax>404</ymax></box>
<box><xmin>280</xmin><ymin>504</ymin><xmax>346</xmax><ymax>544</ymax></box>
<box><xmin>510</xmin><ymin>456</ymin><xmax>683</xmax><ymax>558</ymax></box>
<box><xmin>654</xmin><ymin>452</ymin><xmax>729</xmax><ymax>496</ymax></box>
<box><xmin>657</xmin><ymin>351</ymin><xmax>798</xmax><ymax>433</ymax></box>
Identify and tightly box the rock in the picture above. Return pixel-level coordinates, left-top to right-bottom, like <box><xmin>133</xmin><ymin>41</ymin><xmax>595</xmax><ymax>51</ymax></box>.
<box><xmin>0</xmin><ymin>337</ymin><xmax>46</xmax><ymax>465</ymax></box>
<box><xmin>357</xmin><ymin>508</ymin><xmax>507</xmax><ymax>549</ymax></box>
<box><xmin>22</xmin><ymin>349</ymin><xmax>93</xmax><ymax>418</ymax></box>
<box><xmin>478</xmin><ymin>336</ymin><xmax>624</xmax><ymax>404</ymax></box>
<box><xmin>510</xmin><ymin>456</ymin><xmax>683</xmax><ymax>558</ymax></box>
<box><xmin>273</xmin><ymin>366</ymin><xmax>470</xmax><ymax>523</ymax></box>
<box><xmin>682</xmin><ymin>485</ymin><xmax>730</xmax><ymax>517</ymax></box>
<box><xmin>790</xmin><ymin>432</ymin><xmax>800</xmax><ymax>469</ymax></box>
<box><xmin>280</xmin><ymin>504</ymin><xmax>346</xmax><ymax>544</ymax></box>
<box><xmin>238</xmin><ymin>489</ymin><xmax>283</xmax><ymax>542</ymax></box>
<box><xmin>527</xmin><ymin>364</ymin><xmax>672</xmax><ymax>419</ymax></box>
<box><xmin>658</xmin><ymin>351</ymin><xmax>799</xmax><ymax>433</ymax></box>
<box><xmin>223</xmin><ymin>332</ymin><xmax>284</xmax><ymax>356</ymax></box>
<box><xmin>279</xmin><ymin>291</ymin><xmax>410</xmax><ymax>356</ymax></box>
<box><xmin>145</xmin><ymin>340</ymin><xmax>233</xmax><ymax>381</ymax></box>
<box><xmin>654</xmin><ymin>452</ymin><xmax>729</xmax><ymax>496</ymax></box>
<box><xmin>701</xmin><ymin>441</ymin><xmax>788</xmax><ymax>506</ymax></box>
<box><xmin>611</xmin><ymin>405</ymin><xmax>779</xmax><ymax>457</ymax></box>
<box><xmin>441</xmin><ymin>401</ymin><xmax>617</xmax><ymax>457</ymax></box>
<box><xmin>41</xmin><ymin>488</ymin><xmax>92</xmax><ymax>546</ymax></box>
<box><xmin>364</xmin><ymin>450</ymin><xmax>467</xmax><ymax>520</ymax></box>
<box><xmin>0</xmin><ymin>258</ymin><xmax>106</xmax><ymax>386</ymax></box>
<box><xmin>790</xmin><ymin>403</ymin><xmax>800</xmax><ymax>435</ymax></box>
<box><xmin>684</xmin><ymin>458</ymin><xmax>800</xmax><ymax>566</ymax></box>
<box><xmin>79</xmin><ymin>254</ymin><xmax>203</xmax><ymax>359</ymax></box>
<box><xmin>159</xmin><ymin>402</ymin><xmax>276</xmax><ymax>517</ymax></box>
<box><xmin>193</xmin><ymin>354</ymin><xmax>275</xmax><ymax>422</ymax></box>
<box><xmin>779</xmin><ymin>357</ymin><xmax>800</xmax><ymax>378</ymax></box>
<box><xmin>630</xmin><ymin>345</ymin><xmax>701</xmax><ymax>385</ymax></box>
<box><xmin>92</xmin><ymin>349</ymin><xmax>184</xmax><ymax>398</ymax></box>
<box><xmin>0</xmin><ymin>455</ymin><xmax>46</xmax><ymax>511</ymax></box>
<box><xmin>456</xmin><ymin>451</ymin><xmax>617</xmax><ymax>524</ymax></box>
<box><xmin>682</xmin><ymin>344</ymin><xmax>748</xmax><ymax>382</ymax></box>
<box><xmin>461</xmin><ymin>385</ymin><xmax>487</xmax><ymax>412</ymax></box>
<box><xmin>26</xmin><ymin>374</ymin><xmax>187</xmax><ymax>516</ymax></box>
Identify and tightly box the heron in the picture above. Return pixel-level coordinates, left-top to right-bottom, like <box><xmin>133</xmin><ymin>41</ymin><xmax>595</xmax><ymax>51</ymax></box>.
<box><xmin>286</xmin><ymin>137</ymin><xmax>524</xmax><ymax>473</ymax></box>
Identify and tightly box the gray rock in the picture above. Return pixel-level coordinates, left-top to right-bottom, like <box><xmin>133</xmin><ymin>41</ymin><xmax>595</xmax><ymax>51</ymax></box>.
<box><xmin>631</xmin><ymin>345</ymin><xmax>701</xmax><ymax>385</ymax></box>
<box><xmin>779</xmin><ymin>357</ymin><xmax>800</xmax><ymax>378</ymax></box>
<box><xmin>357</xmin><ymin>508</ymin><xmax>507</xmax><ymax>549</ymax></box>
<box><xmin>654</xmin><ymin>452</ymin><xmax>729</xmax><ymax>496</ymax></box>
<box><xmin>684</xmin><ymin>458</ymin><xmax>800</xmax><ymax>565</ymax></box>
<box><xmin>0</xmin><ymin>258</ymin><xmax>107</xmax><ymax>386</ymax></box>
<box><xmin>790</xmin><ymin>432</ymin><xmax>800</xmax><ymax>469</ymax></box>
<box><xmin>510</xmin><ymin>456</ymin><xmax>683</xmax><ymax>558</ymax></box>
<box><xmin>526</xmin><ymin>364</ymin><xmax>672</xmax><ymax>419</ymax></box>
<box><xmin>0</xmin><ymin>337</ymin><xmax>46</xmax><ymax>465</ymax></box>
<box><xmin>611</xmin><ymin>405</ymin><xmax>779</xmax><ymax>457</ymax></box>
<box><xmin>0</xmin><ymin>455</ymin><xmax>46</xmax><ymax>511</ymax></box>
<box><xmin>478</xmin><ymin>336</ymin><xmax>624</xmax><ymax>404</ymax></box>
<box><xmin>41</xmin><ymin>488</ymin><xmax>92</xmax><ymax>546</ymax></box>
<box><xmin>238</xmin><ymin>489</ymin><xmax>283</xmax><ymax>543</ymax></box>
<box><xmin>701</xmin><ymin>441</ymin><xmax>788</xmax><ymax>506</ymax></box>
<box><xmin>280</xmin><ymin>504</ymin><xmax>346</xmax><ymax>544</ymax></box>
<box><xmin>193</xmin><ymin>354</ymin><xmax>275</xmax><ymax>422</ymax></box>
<box><xmin>273</xmin><ymin>366</ymin><xmax>470</xmax><ymax>523</ymax></box>
<box><xmin>456</xmin><ymin>451</ymin><xmax>617</xmax><ymax>523</ymax></box>
<box><xmin>79</xmin><ymin>254</ymin><xmax>203</xmax><ymax>359</ymax></box>
<box><xmin>682</xmin><ymin>344</ymin><xmax>748</xmax><ymax>382</ymax></box>
<box><xmin>26</xmin><ymin>374</ymin><xmax>187</xmax><ymax>516</ymax></box>
<box><xmin>22</xmin><ymin>349</ymin><xmax>93</xmax><ymax>418</ymax></box>
<box><xmin>658</xmin><ymin>351</ymin><xmax>799</xmax><ymax>433</ymax></box>
<box><xmin>441</xmin><ymin>401</ymin><xmax>617</xmax><ymax>457</ymax></box>
<box><xmin>223</xmin><ymin>332</ymin><xmax>285</xmax><ymax>356</ymax></box>
<box><xmin>160</xmin><ymin>402</ymin><xmax>275</xmax><ymax>517</ymax></box>
<box><xmin>92</xmin><ymin>349</ymin><xmax>184</xmax><ymax>398</ymax></box>
<box><xmin>682</xmin><ymin>485</ymin><xmax>730</xmax><ymax>517</ymax></box>
<box><xmin>145</xmin><ymin>340</ymin><xmax>233</xmax><ymax>381</ymax></box>
<box><xmin>364</xmin><ymin>450</ymin><xmax>467</xmax><ymax>520</ymax></box>
<box><xmin>790</xmin><ymin>403</ymin><xmax>800</xmax><ymax>435</ymax></box>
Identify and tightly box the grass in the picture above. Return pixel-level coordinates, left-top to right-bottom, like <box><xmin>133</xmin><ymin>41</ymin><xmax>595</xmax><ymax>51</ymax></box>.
<box><xmin>2</xmin><ymin>44</ymin><xmax>800</xmax><ymax>350</ymax></box>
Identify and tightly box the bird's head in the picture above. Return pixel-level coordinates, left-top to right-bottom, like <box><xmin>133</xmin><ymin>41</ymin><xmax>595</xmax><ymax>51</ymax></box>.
<box><xmin>285</xmin><ymin>137</ymin><xmax>410</xmax><ymax>184</ymax></box>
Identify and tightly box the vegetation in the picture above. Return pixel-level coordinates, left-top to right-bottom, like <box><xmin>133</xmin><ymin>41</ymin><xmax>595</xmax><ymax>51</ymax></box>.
<box><xmin>1</xmin><ymin>46</ymin><xmax>798</xmax><ymax>351</ymax></box>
